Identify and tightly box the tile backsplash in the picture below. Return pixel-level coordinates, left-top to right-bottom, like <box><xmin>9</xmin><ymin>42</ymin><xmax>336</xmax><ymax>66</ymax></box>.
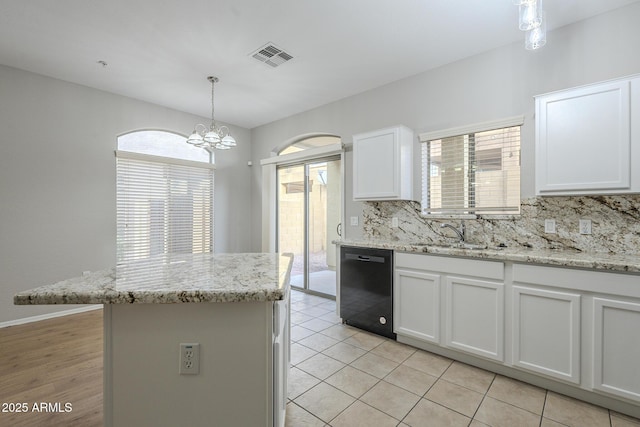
<box><xmin>362</xmin><ymin>195</ymin><xmax>640</xmax><ymax>254</ymax></box>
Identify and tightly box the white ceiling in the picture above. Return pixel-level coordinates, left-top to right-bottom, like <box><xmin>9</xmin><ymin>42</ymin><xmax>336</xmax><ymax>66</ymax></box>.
<box><xmin>1</xmin><ymin>0</ymin><xmax>638</xmax><ymax>129</ymax></box>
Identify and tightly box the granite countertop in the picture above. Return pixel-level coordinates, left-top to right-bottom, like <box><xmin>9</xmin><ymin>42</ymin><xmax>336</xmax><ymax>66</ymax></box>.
<box><xmin>14</xmin><ymin>253</ymin><xmax>294</xmax><ymax>305</ymax></box>
<box><xmin>335</xmin><ymin>239</ymin><xmax>640</xmax><ymax>273</ymax></box>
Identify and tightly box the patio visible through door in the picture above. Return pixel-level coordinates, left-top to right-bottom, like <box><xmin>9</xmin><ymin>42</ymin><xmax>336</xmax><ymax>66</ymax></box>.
<box><xmin>277</xmin><ymin>157</ymin><xmax>341</xmax><ymax>298</ymax></box>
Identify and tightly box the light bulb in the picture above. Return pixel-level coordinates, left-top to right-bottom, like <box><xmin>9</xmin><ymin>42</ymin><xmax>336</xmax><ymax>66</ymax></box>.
<box><xmin>186</xmin><ymin>131</ymin><xmax>204</xmax><ymax>146</ymax></box>
<box><xmin>221</xmin><ymin>135</ymin><xmax>236</xmax><ymax>147</ymax></box>
<box><xmin>525</xmin><ymin>12</ymin><xmax>547</xmax><ymax>50</ymax></box>
<box><xmin>519</xmin><ymin>0</ymin><xmax>542</xmax><ymax>31</ymax></box>
<box><xmin>204</xmin><ymin>131</ymin><xmax>221</xmax><ymax>144</ymax></box>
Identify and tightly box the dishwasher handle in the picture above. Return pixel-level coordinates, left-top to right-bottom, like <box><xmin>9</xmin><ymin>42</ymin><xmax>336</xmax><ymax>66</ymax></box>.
<box><xmin>345</xmin><ymin>253</ymin><xmax>386</xmax><ymax>263</ymax></box>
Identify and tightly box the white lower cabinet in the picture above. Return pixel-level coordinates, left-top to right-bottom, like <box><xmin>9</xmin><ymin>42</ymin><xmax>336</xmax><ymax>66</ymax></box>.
<box><xmin>394</xmin><ymin>268</ymin><xmax>441</xmax><ymax>343</ymax></box>
<box><xmin>394</xmin><ymin>253</ymin><xmax>504</xmax><ymax>361</ymax></box>
<box><xmin>512</xmin><ymin>285</ymin><xmax>581</xmax><ymax>383</ymax></box>
<box><xmin>512</xmin><ymin>263</ymin><xmax>640</xmax><ymax>405</ymax></box>
<box><xmin>445</xmin><ymin>276</ymin><xmax>504</xmax><ymax>361</ymax></box>
<box><xmin>592</xmin><ymin>297</ymin><xmax>640</xmax><ymax>401</ymax></box>
<box><xmin>394</xmin><ymin>254</ymin><xmax>640</xmax><ymax>415</ymax></box>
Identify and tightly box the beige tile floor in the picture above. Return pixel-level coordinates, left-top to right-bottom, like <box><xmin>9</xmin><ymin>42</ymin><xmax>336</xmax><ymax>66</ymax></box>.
<box><xmin>286</xmin><ymin>289</ymin><xmax>640</xmax><ymax>427</ymax></box>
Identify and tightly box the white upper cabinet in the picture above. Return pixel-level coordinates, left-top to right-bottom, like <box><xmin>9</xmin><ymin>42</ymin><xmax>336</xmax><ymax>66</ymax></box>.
<box><xmin>352</xmin><ymin>125</ymin><xmax>413</xmax><ymax>201</ymax></box>
<box><xmin>535</xmin><ymin>75</ymin><xmax>640</xmax><ymax>195</ymax></box>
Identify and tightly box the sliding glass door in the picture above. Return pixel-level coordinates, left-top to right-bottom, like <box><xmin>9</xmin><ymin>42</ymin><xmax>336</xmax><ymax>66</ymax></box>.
<box><xmin>277</xmin><ymin>156</ymin><xmax>341</xmax><ymax>298</ymax></box>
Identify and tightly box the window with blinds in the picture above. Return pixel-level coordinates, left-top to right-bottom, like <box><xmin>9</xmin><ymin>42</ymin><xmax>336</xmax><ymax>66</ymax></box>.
<box><xmin>116</xmin><ymin>131</ymin><xmax>214</xmax><ymax>264</ymax></box>
<box><xmin>420</xmin><ymin>117</ymin><xmax>522</xmax><ymax>215</ymax></box>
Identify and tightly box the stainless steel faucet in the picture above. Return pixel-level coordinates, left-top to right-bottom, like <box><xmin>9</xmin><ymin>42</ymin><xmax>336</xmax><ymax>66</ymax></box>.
<box><xmin>441</xmin><ymin>221</ymin><xmax>465</xmax><ymax>243</ymax></box>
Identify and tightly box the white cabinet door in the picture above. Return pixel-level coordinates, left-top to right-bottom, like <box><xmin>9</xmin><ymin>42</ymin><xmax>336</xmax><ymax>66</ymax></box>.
<box><xmin>352</xmin><ymin>125</ymin><xmax>413</xmax><ymax>200</ymax></box>
<box><xmin>535</xmin><ymin>77</ymin><xmax>639</xmax><ymax>195</ymax></box>
<box><xmin>445</xmin><ymin>276</ymin><xmax>504</xmax><ymax>361</ymax></box>
<box><xmin>512</xmin><ymin>286</ymin><xmax>581</xmax><ymax>383</ymax></box>
<box><xmin>593</xmin><ymin>297</ymin><xmax>640</xmax><ymax>402</ymax></box>
<box><xmin>394</xmin><ymin>268</ymin><xmax>441</xmax><ymax>343</ymax></box>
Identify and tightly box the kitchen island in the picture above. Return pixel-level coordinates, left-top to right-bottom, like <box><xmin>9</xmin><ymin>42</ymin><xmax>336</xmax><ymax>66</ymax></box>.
<box><xmin>14</xmin><ymin>253</ymin><xmax>293</xmax><ymax>427</ymax></box>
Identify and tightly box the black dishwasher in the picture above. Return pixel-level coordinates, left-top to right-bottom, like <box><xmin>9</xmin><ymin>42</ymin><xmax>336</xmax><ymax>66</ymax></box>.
<box><xmin>340</xmin><ymin>246</ymin><xmax>395</xmax><ymax>339</ymax></box>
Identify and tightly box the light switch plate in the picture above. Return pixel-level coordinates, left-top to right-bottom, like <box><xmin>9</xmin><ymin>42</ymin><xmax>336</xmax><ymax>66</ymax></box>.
<box><xmin>391</xmin><ymin>217</ymin><xmax>399</xmax><ymax>228</ymax></box>
<box><xmin>350</xmin><ymin>216</ymin><xmax>359</xmax><ymax>226</ymax></box>
<box><xmin>544</xmin><ymin>219</ymin><xmax>556</xmax><ymax>234</ymax></box>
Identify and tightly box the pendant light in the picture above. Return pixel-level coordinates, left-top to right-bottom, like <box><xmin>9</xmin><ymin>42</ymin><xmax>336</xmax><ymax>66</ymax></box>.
<box><xmin>187</xmin><ymin>76</ymin><xmax>236</xmax><ymax>150</ymax></box>
<box><xmin>518</xmin><ymin>0</ymin><xmax>542</xmax><ymax>30</ymax></box>
<box><xmin>525</xmin><ymin>11</ymin><xmax>547</xmax><ymax>50</ymax></box>
<box><xmin>513</xmin><ymin>0</ymin><xmax>547</xmax><ymax>50</ymax></box>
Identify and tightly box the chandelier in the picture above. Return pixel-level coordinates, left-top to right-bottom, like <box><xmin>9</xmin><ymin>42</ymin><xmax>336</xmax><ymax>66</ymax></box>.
<box><xmin>186</xmin><ymin>76</ymin><xmax>236</xmax><ymax>150</ymax></box>
<box><xmin>513</xmin><ymin>0</ymin><xmax>547</xmax><ymax>50</ymax></box>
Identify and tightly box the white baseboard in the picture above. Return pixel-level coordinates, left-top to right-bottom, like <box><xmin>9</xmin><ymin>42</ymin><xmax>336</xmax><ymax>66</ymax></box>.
<box><xmin>0</xmin><ymin>305</ymin><xmax>102</xmax><ymax>328</ymax></box>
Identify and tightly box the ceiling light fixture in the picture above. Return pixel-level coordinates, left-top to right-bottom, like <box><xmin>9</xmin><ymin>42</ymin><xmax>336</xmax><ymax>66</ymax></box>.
<box><xmin>518</xmin><ymin>0</ymin><xmax>541</xmax><ymax>30</ymax></box>
<box><xmin>513</xmin><ymin>0</ymin><xmax>546</xmax><ymax>50</ymax></box>
<box><xmin>186</xmin><ymin>76</ymin><xmax>236</xmax><ymax>151</ymax></box>
<box><xmin>525</xmin><ymin>11</ymin><xmax>547</xmax><ymax>50</ymax></box>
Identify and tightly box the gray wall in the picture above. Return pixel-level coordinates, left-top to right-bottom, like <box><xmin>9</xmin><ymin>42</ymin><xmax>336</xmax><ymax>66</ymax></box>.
<box><xmin>2</xmin><ymin>3</ymin><xmax>639</xmax><ymax>322</ymax></box>
<box><xmin>249</xmin><ymin>3</ymin><xmax>640</xmax><ymax>251</ymax></box>
<box><xmin>0</xmin><ymin>65</ymin><xmax>252</xmax><ymax>323</ymax></box>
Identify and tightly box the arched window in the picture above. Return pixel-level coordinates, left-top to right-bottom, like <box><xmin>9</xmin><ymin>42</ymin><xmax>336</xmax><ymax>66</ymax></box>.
<box><xmin>116</xmin><ymin>130</ymin><xmax>214</xmax><ymax>263</ymax></box>
<box><xmin>278</xmin><ymin>135</ymin><xmax>341</xmax><ymax>155</ymax></box>
<box><xmin>117</xmin><ymin>130</ymin><xmax>212</xmax><ymax>163</ymax></box>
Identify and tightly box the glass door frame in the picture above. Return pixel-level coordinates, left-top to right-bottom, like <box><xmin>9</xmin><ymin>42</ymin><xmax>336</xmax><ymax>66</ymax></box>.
<box><xmin>276</xmin><ymin>154</ymin><xmax>342</xmax><ymax>299</ymax></box>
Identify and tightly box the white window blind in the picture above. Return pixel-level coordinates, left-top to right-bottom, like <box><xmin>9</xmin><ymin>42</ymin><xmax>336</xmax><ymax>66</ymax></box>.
<box><xmin>420</xmin><ymin>118</ymin><xmax>522</xmax><ymax>215</ymax></box>
<box><xmin>116</xmin><ymin>152</ymin><xmax>214</xmax><ymax>264</ymax></box>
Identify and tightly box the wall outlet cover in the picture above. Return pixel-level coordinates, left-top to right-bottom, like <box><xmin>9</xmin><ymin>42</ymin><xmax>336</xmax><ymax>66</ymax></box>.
<box><xmin>579</xmin><ymin>219</ymin><xmax>592</xmax><ymax>235</ymax></box>
<box><xmin>350</xmin><ymin>216</ymin><xmax>359</xmax><ymax>226</ymax></box>
<box><xmin>179</xmin><ymin>343</ymin><xmax>200</xmax><ymax>375</ymax></box>
<box><xmin>544</xmin><ymin>219</ymin><xmax>556</xmax><ymax>234</ymax></box>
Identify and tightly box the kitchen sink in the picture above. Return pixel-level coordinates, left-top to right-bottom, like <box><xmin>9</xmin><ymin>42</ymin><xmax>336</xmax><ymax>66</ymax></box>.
<box><xmin>407</xmin><ymin>242</ymin><xmax>489</xmax><ymax>250</ymax></box>
<box><xmin>453</xmin><ymin>242</ymin><xmax>488</xmax><ymax>250</ymax></box>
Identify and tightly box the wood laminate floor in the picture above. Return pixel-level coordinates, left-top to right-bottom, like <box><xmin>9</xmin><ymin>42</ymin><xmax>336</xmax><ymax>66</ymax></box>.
<box><xmin>0</xmin><ymin>309</ymin><xmax>103</xmax><ymax>427</ymax></box>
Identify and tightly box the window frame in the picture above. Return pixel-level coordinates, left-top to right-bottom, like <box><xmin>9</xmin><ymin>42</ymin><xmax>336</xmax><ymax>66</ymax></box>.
<box><xmin>116</xmin><ymin>129</ymin><xmax>213</xmax><ymax>164</ymax></box>
<box><xmin>419</xmin><ymin>116</ymin><xmax>524</xmax><ymax>217</ymax></box>
<box><xmin>115</xmin><ymin>130</ymin><xmax>215</xmax><ymax>264</ymax></box>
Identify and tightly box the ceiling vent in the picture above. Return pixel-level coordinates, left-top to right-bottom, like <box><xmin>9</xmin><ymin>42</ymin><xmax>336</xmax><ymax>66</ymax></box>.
<box><xmin>250</xmin><ymin>43</ymin><xmax>293</xmax><ymax>68</ymax></box>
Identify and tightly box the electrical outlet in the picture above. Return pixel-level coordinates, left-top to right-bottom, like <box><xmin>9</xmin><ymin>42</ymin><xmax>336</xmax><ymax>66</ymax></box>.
<box><xmin>544</xmin><ymin>219</ymin><xmax>556</xmax><ymax>234</ymax></box>
<box><xmin>391</xmin><ymin>217</ymin><xmax>399</xmax><ymax>228</ymax></box>
<box><xmin>350</xmin><ymin>216</ymin><xmax>359</xmax><ymax>226</ymax></box>
<box><xmin>179</xmin><ymin>343</ymin><xmax>200</xmax><ymax>375</ymax></box>
<box><xmin>579</xmin><ymin>219</ymin><xmax>592</xmax><ymax>235</ymax></box>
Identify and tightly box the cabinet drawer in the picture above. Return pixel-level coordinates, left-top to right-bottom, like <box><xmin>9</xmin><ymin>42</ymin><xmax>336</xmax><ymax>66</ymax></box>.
<box><xmin>396</xmin><ymin>252</ymin><xmax>503</xmax><ymax>280</ymax></box>
<box><xmin>513</xmin><ymin>263</ymin><xmax>640</xmax><ymax>298</ymax></box>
